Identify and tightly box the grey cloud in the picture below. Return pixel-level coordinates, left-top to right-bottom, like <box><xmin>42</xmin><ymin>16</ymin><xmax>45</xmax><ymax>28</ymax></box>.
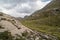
<box><xmin>0</xmin><ymin>0</ymin><xmax>36</xmax><ymax>4</ymax></box>
<box><xmin>16</xmin><ymin>0</ymin><xmax>37</xmax><ymax>3</ymax></box>
<box><xmin>0</xmin><ymin>0</ymin><xmax>18</xmax><ymax>10</ymax></box>
<box><xmin>41</xmin><ymin>0</ymin><xmax>51</xmax><ymax>2</ymax></box>
<box><xmin>16</xmin><ymin>1</ymin><xmax>37</xmax><ymax>14</ymax></box>
<box><xmin>17</xmin><ymin>7</ymin><xmax>34</xmax><ymax>13</ymax></box>
<box><xmin>0</xmin><ymin>0</ymin><xmax>20</xmax><ymax>4</ymax></box>
<box><xmin>0</xmin><ymin>0</ymin><xmax>37</xmax><ymax>10</ymax></box>
<box><xmin>3</xmin><ymin>4</ymin><xmax>16</xmax><ymax>10</ymax></box>
<box><xmin>28</xmin><ymin>2</ymin><xmax>37</xmax><ymax>8</ymax></box>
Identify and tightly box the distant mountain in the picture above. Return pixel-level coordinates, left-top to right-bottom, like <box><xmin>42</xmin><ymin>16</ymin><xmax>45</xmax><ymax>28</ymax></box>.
<box><xmin>21</xmin><ymin>0</ymin><xmax>60</xmax><ymax>40</ymax></box>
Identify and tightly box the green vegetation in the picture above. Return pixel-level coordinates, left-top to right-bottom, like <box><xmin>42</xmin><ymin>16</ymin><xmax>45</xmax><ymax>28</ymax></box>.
<box><xmin>21</xmin><ymin>17</ymin><xmax>60</xmax><ymax>39</ymax></box>
<box><xmin>0</xmin><ymin>31</ymin><xmax>13</xmax><ymax>40</ymax></box>
<box><xmin>22</xmin><ymin>31</ymin><xmax>28</xmax><ymax>37</ymax></box>
<box><xmin>0</xmin><ymin>31</ymin><xmax>27</xmax><ymax>40</ymax></box>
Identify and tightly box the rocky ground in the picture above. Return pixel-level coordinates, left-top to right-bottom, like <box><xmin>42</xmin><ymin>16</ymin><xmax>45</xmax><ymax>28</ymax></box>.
<box><xmin>0</xmin><ymin>13</ymin><xmax>58</xmax><ymax>40</ymax></box>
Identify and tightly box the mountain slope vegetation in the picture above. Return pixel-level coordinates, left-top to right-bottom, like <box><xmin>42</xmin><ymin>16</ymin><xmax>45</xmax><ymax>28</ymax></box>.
<box><xmin>21</xmin><ymin>0</ymin><xmax>60</xmax><ymax>39</ymax></box>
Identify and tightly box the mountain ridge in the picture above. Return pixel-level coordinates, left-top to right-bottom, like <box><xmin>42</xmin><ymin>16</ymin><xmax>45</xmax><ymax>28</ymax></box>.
<box><xmin>21</xmin><ymin>0</ymin><xmax>60</xmax><ymax>39</ymax></box>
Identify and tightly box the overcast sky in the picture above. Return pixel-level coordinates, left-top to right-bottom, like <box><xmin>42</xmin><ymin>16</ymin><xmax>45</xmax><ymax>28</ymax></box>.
<box><xmin>0</xmin><ymin>0</ymin><xmax>51</xmax><ymax>18</ymax></box>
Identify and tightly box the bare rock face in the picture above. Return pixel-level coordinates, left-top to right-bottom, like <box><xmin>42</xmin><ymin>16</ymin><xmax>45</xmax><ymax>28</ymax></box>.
<box><xmin>0</xmin><ymin>12</ymin><xmax>58</xmax><ymax>40</ymax></box>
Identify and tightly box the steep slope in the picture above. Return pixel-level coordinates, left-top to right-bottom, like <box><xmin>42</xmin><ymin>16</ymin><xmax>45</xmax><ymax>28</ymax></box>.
<box><xmin>21</xmin><ymin>0</ymin><xmax>60</xmax><ymax>39</ymax></box>
<box><xmin>0</xmin><ymin>12</ymin><xmax>57</xmax><ymax>40</ymax></box>
<box><xmin>24</xmin><ymin>0</ymin><xmax>60</xmax><ymax>20</ymax></box>
<box><xmin>31</xmin><ymin>0</ymin><xmax>60</xmax><ymax>15</ymax></box>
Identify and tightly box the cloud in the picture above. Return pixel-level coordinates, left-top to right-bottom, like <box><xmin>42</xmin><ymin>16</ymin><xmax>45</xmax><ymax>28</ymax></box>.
<box><xmin>16</xmin><ymin>3</ymin><xmax>32</xmax><ymax>13</ymax></box>
<box><xmin>0</xmin><ymin>0</ymin><xmax>51</xmax><ymax>18</ymax></box>
<box><xmin>41</xmin><ymin>0</ymin><xmax>51</xmax><ymax>2</ymax></box>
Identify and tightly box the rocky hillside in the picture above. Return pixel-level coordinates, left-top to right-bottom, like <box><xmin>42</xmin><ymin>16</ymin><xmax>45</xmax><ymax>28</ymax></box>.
<box><xmin>24</xmin><ymin>0</ymin><xmax>60</xmax><ymax>20</ymax></box>
<box><xmin>21</xmin><ymin>0</ymin><xmax>60</xmax><ymax>40</ymax></box>
<box><xmin>0</xmin><ymin>12</ymin><xmax>58</xmax><ymax>40</ymax></box>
